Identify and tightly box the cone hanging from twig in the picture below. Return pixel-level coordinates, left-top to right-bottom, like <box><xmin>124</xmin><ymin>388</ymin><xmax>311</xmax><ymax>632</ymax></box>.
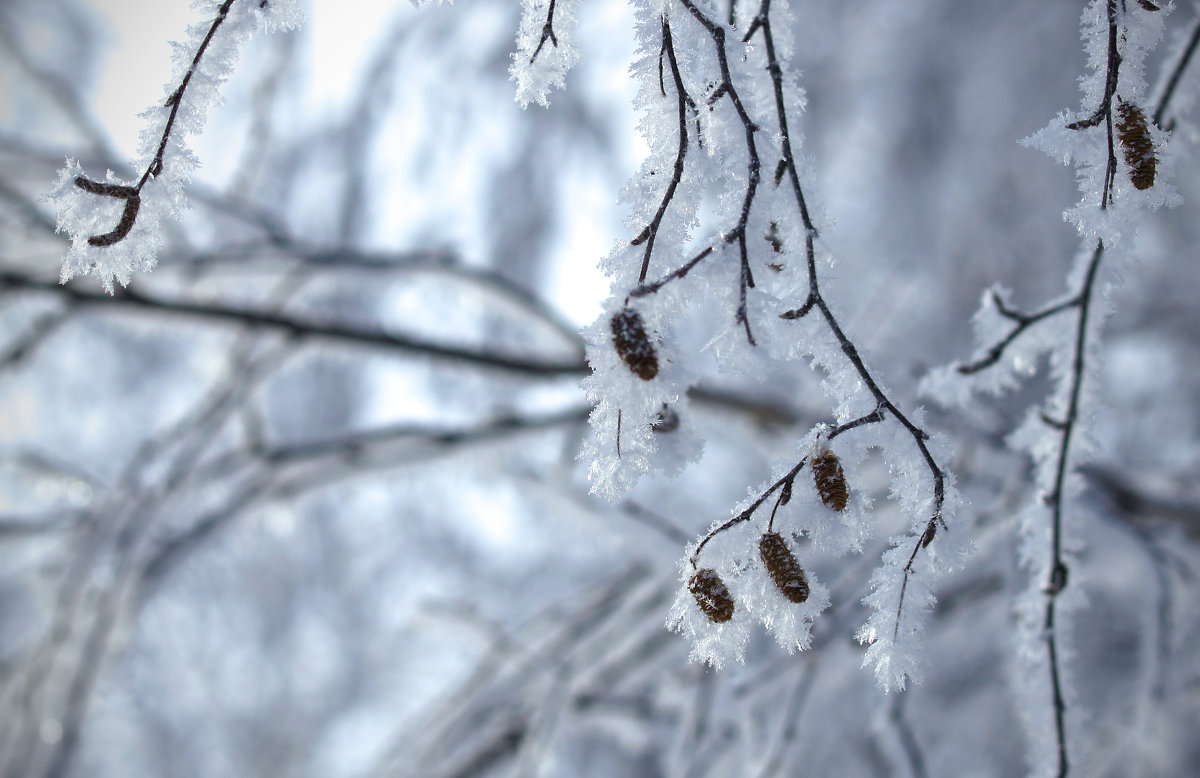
<box><xmin>759</xmin><ymin>532</ymin><xmax>810</xmax><ymax>603</ymax></box>
<box><xmin>811</xmin><ymin>448</ymin><xmax>848</xmax><ymax>512</ymax></box>
<box><xmin>688</xmin><ymin>568</ymin><xmax>734</xmax><ymax>623</ymax></box>
<box><xmin>611</xmin><ymin>307</ymin><xmax>659</xmax><ymax>380</ymax></box>
<box><xmin>1116</xmin><ymin>99</ymin><xmax>1156</xmax><ymax>191</ymax></box>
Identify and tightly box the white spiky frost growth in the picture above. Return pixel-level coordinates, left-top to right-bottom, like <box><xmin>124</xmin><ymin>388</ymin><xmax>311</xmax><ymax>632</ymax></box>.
<box><xmin>48</xmin><ymin>0</ymin><xmax>303</xmax><ymax>292</ymax></box>
<box><xmin>572</xmin><ymin>0</ymin><xmax>963</xmax><ymax>688</ymax></box>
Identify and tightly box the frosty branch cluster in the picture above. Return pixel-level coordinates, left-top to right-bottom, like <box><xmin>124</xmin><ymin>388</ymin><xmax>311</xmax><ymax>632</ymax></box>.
<box><xmin>518</xmin><ymin>0</ymin><xmax>962</xmax><ymax>689</ymax></box>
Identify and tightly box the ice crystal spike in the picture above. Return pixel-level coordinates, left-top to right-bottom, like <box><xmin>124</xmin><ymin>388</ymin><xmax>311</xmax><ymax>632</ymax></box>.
<box><xmin>759</xmin><ymin>532</ymin><xmax>810</xmax><ymax>604</ymax></box>
<box><xmin>811</xmin><ymin>449</ymin><xmax>848</xmax><ymax>512</ymax></box>
<box><xmin>611</xmin><ymin>307</ymin><xmax>659</xmax><ymax>380</ymax></box>
<box><xmin>688</xmin><ymin>568</ymin><xmax>734</xmax><ymax>623</ymax></box>
<box><xmin>1116</xmin><ymin>99</ymin><xmax>1156</xmax><ymax>191</ymax></box>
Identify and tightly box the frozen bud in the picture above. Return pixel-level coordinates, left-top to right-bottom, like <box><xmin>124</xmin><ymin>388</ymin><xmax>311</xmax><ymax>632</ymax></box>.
<box><xmin>688</xmin><ymin>568</ymin><xmax>734</xmax><ymax>623</ymax></box>
<box><xmin>759</xmin><ymin>532</ymin><xmax>809</xmax><ymax>603</ymax></box>
<box><xmin>1116</xmin><ymin>99</ymin><xmax>1156</xmax><ymax>191</ymax></box>
<box><xmin>611</xmin><ymin>307</ymin><xmax>658</xmax><ymax>380</ymax></box>
<box><xmin>652</xmin><ymin>404</ymin><xmax>679</xmax><ymax>433</ymax></box>
<box><xmin>811</xmin><ymin>449</ymin><xmax>848</xmax><ymax>512</ymax></box>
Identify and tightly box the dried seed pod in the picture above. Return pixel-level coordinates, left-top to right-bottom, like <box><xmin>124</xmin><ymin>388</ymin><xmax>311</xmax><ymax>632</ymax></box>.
<box><xmin>688</xmin><ymin>568</ymin><xmax>734</xmax><ymax>623</ymax></box>
<box><xmin>759</xmin><ymin>532</ymin><xmax>809</xmax><ymax>603</ymax></box>
<box><xmin>610</xmin><ymin>307</ymin><xmax>659</xmax><ymax>380</ymax></box>
<box><xmin>1116</xmin><ymin>99</ymin><xmax>1156</xmax><ymax>191</ymax></box>
<box><xmin>811</xmin><ymin>448</ymin><xmax>848</xmax><ymax>512</ymax></box>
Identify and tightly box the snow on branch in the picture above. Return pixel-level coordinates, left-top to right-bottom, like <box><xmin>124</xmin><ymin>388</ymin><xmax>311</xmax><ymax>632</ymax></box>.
<box><xmin>48</xmin><ymin>0</ymin><xmax>302</xmax><ymax>292</ymax></box>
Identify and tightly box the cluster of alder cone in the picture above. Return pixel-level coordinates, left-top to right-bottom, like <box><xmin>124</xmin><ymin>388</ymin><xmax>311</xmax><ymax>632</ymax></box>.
<box><xmin>611</xmin><ymin>305</ymin><xmax>849</xmax><ymax>624</ymax></box>
<box><xmin>688</xmin><ymin>448</ymin><xmax>846</xmax><ymax>623</ymax></box>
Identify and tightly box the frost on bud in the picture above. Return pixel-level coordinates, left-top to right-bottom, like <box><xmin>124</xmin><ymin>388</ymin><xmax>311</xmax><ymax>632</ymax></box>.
<box><xmin>1116</xmin><ymin>99</ymin><xmax>1156</xmax><ymax>191</ymax></box>
<box><xmin>611</xmin><ymin>307</ymin><xmax>659</xmax><ymax>380</ymax></box>
<box><xmin>758</xmin><ymin>532</ymin><xmax>809</xmax><ymax>604</ymax></box>
<box><xmin>688</xmin><ymin>568</ymin><xmax>734</xmax><ymax>623</ymax></box>
<box><xmin>811</xmin><ymin>449</ymin><xmax>848</xmax><ymax>512</ymax></box>
<box><xmin>652</xmin><ymin>404</ymin><xmax>679</xmax><ymax>433</ymax></box>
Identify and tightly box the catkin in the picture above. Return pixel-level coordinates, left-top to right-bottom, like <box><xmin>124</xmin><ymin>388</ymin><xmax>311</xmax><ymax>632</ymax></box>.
<box><xmin>1116</xmin><ymin>99</ymin><xmax>1156</xmax><ymax>191</ymax></box>
<box><xmin>759</xmin><ymin>532</ymin><xmax>809</xmax><ymax>603</ymax></box>
<box><xmin>611</xmin><ymin>308</ymin><xmax>659</xmax><ymax>380</ymax></box>
<box><xmin>688</xmin><ymin>568</ymin><xmax>734</xmax><ymax>623</ymax></box>
<box><xmin>811</xmin><ymin>449</ymin><xmax>848</xmax><ymax>512</ymax></box>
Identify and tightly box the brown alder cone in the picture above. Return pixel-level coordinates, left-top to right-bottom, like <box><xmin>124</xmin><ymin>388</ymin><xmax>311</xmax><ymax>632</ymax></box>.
<box><xmin>688</xmin><ymin>568</ymin><xmax>734</xmax><ymax>623</ymax></box>
<box><xmin>1116</xmin><ymin>99</ymin><xmax>1156</xmax><ymax>191</ymax></box>
<box><xmin>611</xmin><ymin>307</ymin><xmax>659</xmax><ymax>380</ymax></box>
<box><xmin>759</xmin><ymin>532</ymin><xmax>810</xmax><ymax>603</ymax></box>
<box><xmin>811</xmin><ymin>449</ymin><xmax>849</xmax><ymax>511</ymax></box>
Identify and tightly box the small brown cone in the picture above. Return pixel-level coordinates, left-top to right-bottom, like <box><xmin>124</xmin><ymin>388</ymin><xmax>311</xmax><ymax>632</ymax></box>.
<box><xmin>759</xmin><ymin>532</ymin><xmax>809</xmax><ymax>603</ymax></box>
<box><xmin>811</xmin><ymin>449</ymin><xmax>848</xmax><ymax>512</ymax></box>
<box><xmin>611</xmin><ymin>308</ymin><xmax>659</xmax><ymax>380</ymax></box>
<box><xmin>1116</xmin><ymin>99</ymin><xmax>1156</xmax><ymax>191</ymax></box>
<box><xmin>688</xmin><ymin>568</ymin><xmax>734</xmax><ymax>623</ymax></box>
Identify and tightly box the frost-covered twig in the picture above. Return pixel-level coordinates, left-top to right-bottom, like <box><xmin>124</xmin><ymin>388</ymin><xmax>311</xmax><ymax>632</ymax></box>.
<box><xmin>633</xmin><ymin>18</ymin><xmax>697</xmax><ymax>285</ymax></box>
<box><xmin>643</xmin><ymin>0</ymin><xmax>763</xmax><ymax>344</ymax></box>
<box><xmin>512</xmin><ymin>0</ymin><xmax>580</xmax><ymax>107</ymax></box>
<box><xmin>529</xmin><ymin>0</ymin><xmax>559</xmax><ymax>62</ymax></box>
<box><xmin>48</xmin><ymin>0</ymin><xmax>300</xmax><ymax>290</ymax></box>
<box><xmin>923</xmin><ymin>2</ymin><xmax>1192</xmax><ymax>774</ymax></box>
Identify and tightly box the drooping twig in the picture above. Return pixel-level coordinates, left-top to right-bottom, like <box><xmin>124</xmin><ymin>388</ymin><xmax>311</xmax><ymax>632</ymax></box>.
<box><xmin>633</xmin><ymin>19</ymin><xmax>696</xmax><ymax>284</ymax></box>
<box><xmin>744</xmin><ymin>0</ymin><xmax>947</xmax><ymax>632</ymax></box>
<box><xmin>71</xmin><ymin>0</ymin><xmax>240</xmax><ymax>247</ymax></box>
<box><xmin>1066</xmin><ymin>0</ymin><xmax>1120</xmax><ymax>208</ymax></box>
<box><xmin>664</xmin><ymin>0</ymin><xmax>947</xmax><ymax>644</ymax></box>
<box><xmin>632</xmin><ymin>0</ymin><xmax>762</xmax><ymax>344</ymax></box>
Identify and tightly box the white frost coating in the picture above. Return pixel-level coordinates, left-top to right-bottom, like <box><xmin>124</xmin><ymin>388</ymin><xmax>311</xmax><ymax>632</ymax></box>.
<box><xmin>48</xmin><ymin>0</ymin><xmax>302</xmax><ymax>292</ymax></box>
<box><xmin>857</xmin><ymin>425</ymin><xmax>965</xmax><ymax>691</ymax></box>
<box><xmin>511</xmin><ymin>0</ymin><xmax>582</xmax><ymax>108</ymax></box>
